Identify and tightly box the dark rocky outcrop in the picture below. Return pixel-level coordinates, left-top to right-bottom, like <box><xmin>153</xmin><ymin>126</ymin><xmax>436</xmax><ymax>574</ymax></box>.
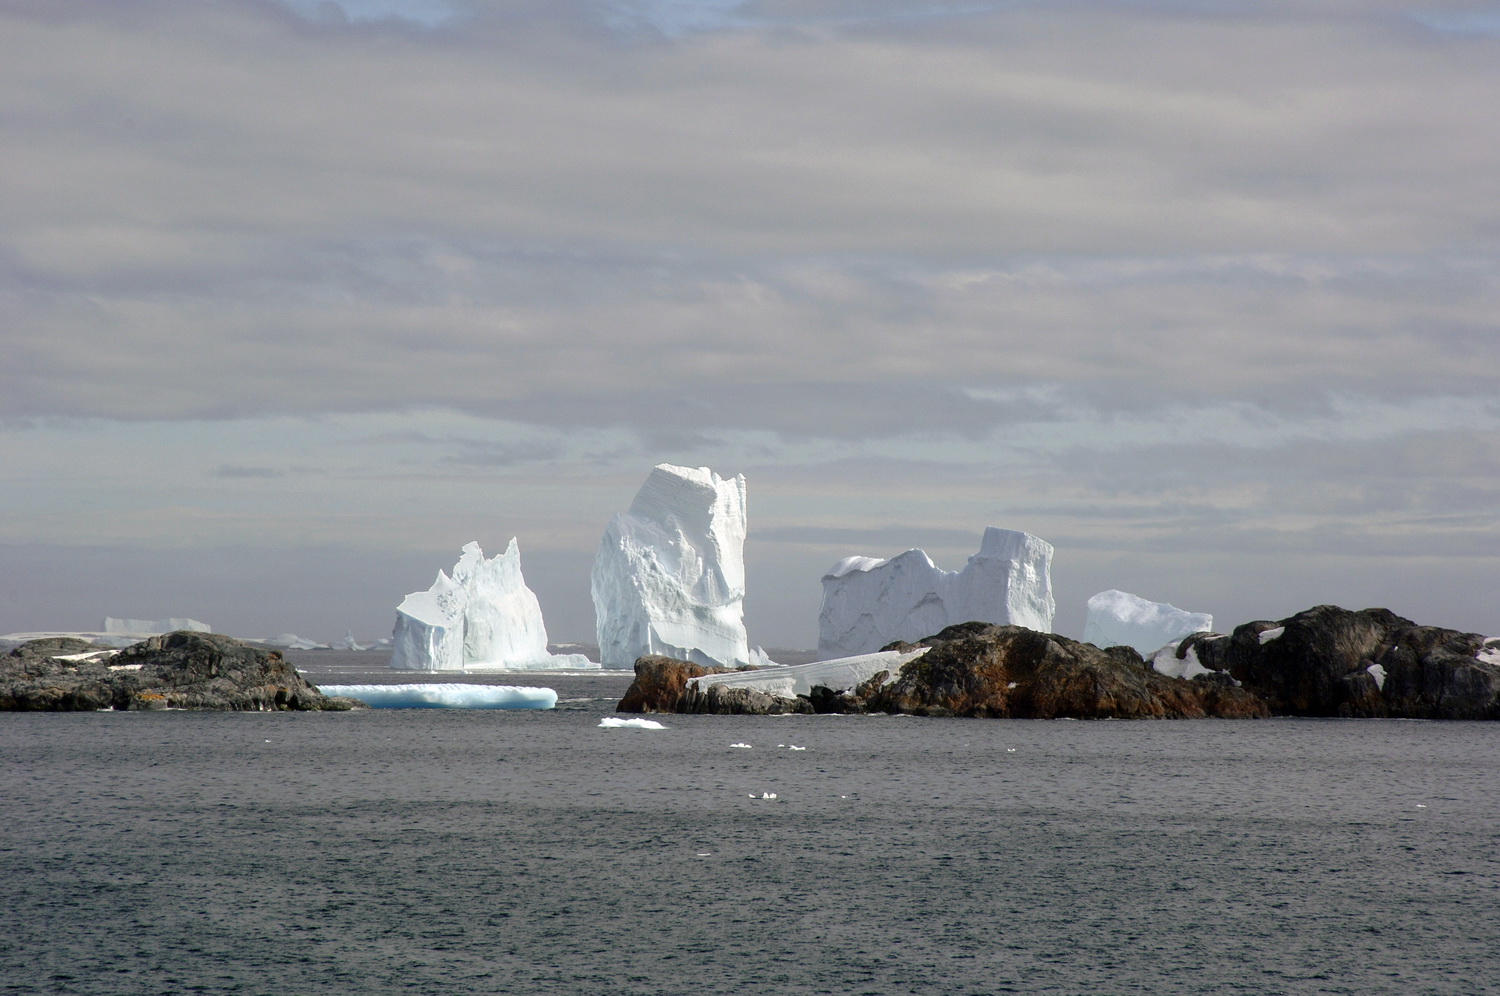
<box><xmin>615</xmin><ymin>655</ymin><xmax>739</xmax><ymax>713</ymax></box>
<box><xmin>616</xmin><ymin>624</ymin><xmax>1267</xmax><ymax>719</ymax></box>
<box><xmin>869</xmin><ymin>624</ymin><xmax>1267</xmax><ymax>719</ymax></box>
<box><xmin>0</xmin><ymin>631</ymin><xmax>362</xmax><ymax>711</ymax></box>
<box><xmin>1172</xmin><ymin>605</ymin><xmax>1499</xmax><ymax>719</ymax></box>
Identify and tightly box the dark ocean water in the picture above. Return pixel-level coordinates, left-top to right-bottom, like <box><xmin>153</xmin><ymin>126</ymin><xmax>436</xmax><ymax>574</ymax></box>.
<box><xmin>2</xmin><ymin>653</ymin><xmax>1498</xmax><ymax>996</ymax></box>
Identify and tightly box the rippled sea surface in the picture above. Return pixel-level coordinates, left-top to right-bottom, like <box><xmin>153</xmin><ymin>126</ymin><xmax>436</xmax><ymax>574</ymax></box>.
<box><xmin>2</xmin><ymin>653</ymin><xmax>1498</xmax><ymax>995</ymax></box>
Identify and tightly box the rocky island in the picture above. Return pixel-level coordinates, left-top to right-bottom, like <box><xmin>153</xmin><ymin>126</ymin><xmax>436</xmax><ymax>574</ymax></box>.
<box><xmin>618</xmin><ymin>605</ymin><xmax>1500</xmax><ymax>720</ymax></box>
<box><xmin>0</xmin><ymin>631</ymin><xmax>361</xmax><ymax>711</ymax></box>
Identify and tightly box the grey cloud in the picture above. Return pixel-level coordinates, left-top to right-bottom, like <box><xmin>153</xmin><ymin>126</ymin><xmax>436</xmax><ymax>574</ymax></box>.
<box><xmin>215</xmin><ymin>464</ymin><xmax>285</xmax><ymax>478</ymax></box>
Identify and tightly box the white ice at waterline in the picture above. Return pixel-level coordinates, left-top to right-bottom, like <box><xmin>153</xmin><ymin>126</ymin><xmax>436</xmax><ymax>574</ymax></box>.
<box><xmin>1083</xmin><ymin>590</ymin><xmax>1212</xmax><ymax>657</ymax></box>
<box><xmin>320</xmin><ymin>684</ymin><xmax>557</xmax><ymax>709</ymax></box>
<box><xmin>592</xmin><ymin>464</ymin><xmax>749</xmax><ymax>668</ymax></box>
<box><xmin>687</xmin><ymin>647</ymin><xmax>931</xmax><ymax>701</ymax></box>
<box><xmin>598</xmin><ymin>717</ymin><xmax>667</xmax><ymax>729</ymax></box>
<box><xmin>817</xmin><ymin>527</ymin><xmax>1055</xmax><ymax>658</ymax></box>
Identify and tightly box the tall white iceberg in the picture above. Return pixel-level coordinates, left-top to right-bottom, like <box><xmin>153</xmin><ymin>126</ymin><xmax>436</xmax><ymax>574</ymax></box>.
<box><xmin>391</xmin><ymin>540</ymin><xmax>596</xmax><ymax>671</ymax></box>
<box><xmin>817</xmin><ymin>526</ymin><xmax>1055</xmax><ymax>659</ymax></box>
<box><xmin>592</xmin><ymin>464</ymin><xmax>750</xmax><ymax>668</ymax></box>
<box><xmin>1083</xmin><ymin>589</ymin><xmax>1212</xmax><ymax>657</ymax></box>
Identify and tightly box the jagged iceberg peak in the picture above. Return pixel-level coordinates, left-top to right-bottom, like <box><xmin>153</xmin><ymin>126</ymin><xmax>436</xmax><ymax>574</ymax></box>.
<box><xmin>1084</xmin><ymin>589</ymin><xmax>1213</xmax><ymax>657</ymax></box>
<box><xmin>817</xmin><ymin>526</ymin><xmax>1056</xmax><ymax>659</ymax></box>
<box><xmin>592</xmin><ymin>464</ymin><xmax>750</xmax><ymax>668</ymax></box>
<box><xmin>392</xmin><ymin>540</ymin><xmax>597</xmax><ymax>671</ymax></box>
<box><xmin>458</xmin><ymin>539</ymin><xmax>550</xmax><ymax>668</ymax></box>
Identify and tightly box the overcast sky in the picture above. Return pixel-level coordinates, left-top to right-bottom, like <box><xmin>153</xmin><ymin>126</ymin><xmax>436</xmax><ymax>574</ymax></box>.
<box><xmin>3</xmin><ymin>0</ymin><xmax>1497</xmax><ymax>649</ymax></box>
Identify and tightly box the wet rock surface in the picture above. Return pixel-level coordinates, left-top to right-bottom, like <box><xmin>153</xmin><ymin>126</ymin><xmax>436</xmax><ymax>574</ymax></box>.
<box><xmin>0</xmin><ymin>631</ymin><xmax>362</xmax><ymax>711</ymax></box>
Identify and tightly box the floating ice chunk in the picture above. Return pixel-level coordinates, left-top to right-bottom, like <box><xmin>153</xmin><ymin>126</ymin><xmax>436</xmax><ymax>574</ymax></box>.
<box><xmin>689</xmin><ymin>648</ymin><xmax>930</xmax><ymax>699</ymax></box>
<box><xmin>320</xmin><ymin>683</ymin><xmax>557</xmax><ymax>709</ymax></box>
<box><xmin>1258</xmin><ymin>626</ymin><xmax>1285</xmax><ymax>644</ymax></box>
<box><xmin>264</xmin><ymin>633</ymin><xmax>332</xmax><ymax>651</ymax></box>
<box><xmin>1083</xmin><ymin>590</ymin><xmax>1213</xmax><ymax>656</ymax></box>
<box><xmin>592</xmin><ymin>464</ymin><xmax>750</xmax><ymax>667</ymax></box>
<box><xmin>729</xmin><ymin>742</ymin><xmax>752</xmax><ymax>748</ymax></box>
<box><xmin>817</xmin><ymin>527</ymin><xmax>1055</xmax><ymax>658</ymax></box>
<box><xmin>103</xmin><ymin>617</ymin><xmax>211</xmax><ymax>635</ymax></box>
<box><xmin>1366</xmin><ymin>662</ymin><xmax>1387</xmax><ymax>690</ymax></box>
<box><xmin>334</xmin><ymin>631</ymin><xmax>368</xmax><ymax>651</ymax></box>
<box><xmin>598</xmin><ymin>716</ymin><xmax>667</xmax><ymax>729</ymax></box>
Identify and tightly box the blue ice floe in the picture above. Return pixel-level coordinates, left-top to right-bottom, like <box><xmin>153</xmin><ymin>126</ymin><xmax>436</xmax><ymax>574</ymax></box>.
<box><xmin>320</xmin><ymin>683</ymin><xmax>557</xmax><ymax>709</ymax></box>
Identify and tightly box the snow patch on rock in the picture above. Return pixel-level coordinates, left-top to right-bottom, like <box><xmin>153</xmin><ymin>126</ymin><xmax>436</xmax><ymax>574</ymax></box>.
<box><xmin>687</xmin><ymin>648</ymin><xmax>930</xmax><ymax>700</ymax></box>
<box><xmin>817</xmin><ymin>527</ymin><xmax>1054</xmax><ymax>658</ymax></box>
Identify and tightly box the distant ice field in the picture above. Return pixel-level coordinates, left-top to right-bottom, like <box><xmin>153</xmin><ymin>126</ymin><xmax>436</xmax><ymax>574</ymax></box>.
<box><xmin>2</xmin><ymin>708</ymin><xmax>1496</xmax><ymax>996</ymax></box>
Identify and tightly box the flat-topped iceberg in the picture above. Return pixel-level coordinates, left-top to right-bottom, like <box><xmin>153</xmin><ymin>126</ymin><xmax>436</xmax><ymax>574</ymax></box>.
<box><xmin>103</xmin><ymin>617</ymin><xmax>211</xmax><ymax>635</ymax></box>
<box><xmin>817</xmin><ymin>527</ymin><xmax>1055</xmax><ymax>658</ymax></box>
<box><xmin>390</xmin><ymin>540</ymin><xmax>597</xmax><ymax>671</ymax></box>
<box><xmin>319</xmin><ymin>683</ymin><xmax>557</xmax><ymax>709</ymax></box>
<box><xmin>592</xmin><ymin>464</ymin><xmax>750</xmax><ymax>668</ymax></box>
<box><xmin>1084</xmin><ymin>590</ymin><xmax>1213</xmax><ymax>657</ymax></box>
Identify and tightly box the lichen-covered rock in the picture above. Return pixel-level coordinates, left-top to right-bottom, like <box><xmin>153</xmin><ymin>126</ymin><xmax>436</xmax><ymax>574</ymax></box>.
<box><xmin>0</xmin><ymin>631</ymin><xmax>360</xmax><ymax>711</ymax></box>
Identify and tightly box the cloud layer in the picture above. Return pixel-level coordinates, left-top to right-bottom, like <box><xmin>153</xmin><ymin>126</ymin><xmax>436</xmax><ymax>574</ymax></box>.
<box><xmin>2</xmin><ymin>0</ymin><xmax>1496</xmax><ymax>644</ymax></box>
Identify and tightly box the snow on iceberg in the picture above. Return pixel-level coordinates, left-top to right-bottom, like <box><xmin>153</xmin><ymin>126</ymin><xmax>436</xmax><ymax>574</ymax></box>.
<box><xmin>688</xmin><ymin>647</ymin><xmax>930</xmax><ymax>700</ymax></box>
<box><xmin>1083</xmin><ymin>590</ymin><xmax>1213</xmax><ymax>657</ymax></box>
<box><xmin>391</xmin><ymin>540</ymin><xmax>597</xmax><ymax>671</ymax></box>
<box><xmin>817</xmin><ymin>527</ymin><xmax>1055</xmax><ymax>658</ymax></box>
<box><xmin>592</xmin><ymin>464</ymin><xmax>750</xmax><ymax>668</ymax></box>
<box><xmin>319</xmin><ymin>683</ymin><xmax>557</xmax><ymax>709</ymax></box>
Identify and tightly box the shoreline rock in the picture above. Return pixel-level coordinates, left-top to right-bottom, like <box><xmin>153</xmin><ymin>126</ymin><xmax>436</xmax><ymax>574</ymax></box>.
<box><xmin>0</xmin><ymin>632</ymin><xmax>364</xmax><ymax>712</ymax></box>
<box><xmin>1172</xmin><ymin>605</ymin><xmax>1499</xmax><ymax>719</ymax></box>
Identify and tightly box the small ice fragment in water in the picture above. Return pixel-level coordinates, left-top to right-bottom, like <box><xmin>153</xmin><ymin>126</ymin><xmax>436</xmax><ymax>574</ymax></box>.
<box><xmin>598</xmin><ymin>717</ymin><xmax>666</xmax><ymax>729</ymax></box>
<box><xmin>730</xmin><ymin>742</ymin><xmax>752</xmax><ymax>749</ymax></box>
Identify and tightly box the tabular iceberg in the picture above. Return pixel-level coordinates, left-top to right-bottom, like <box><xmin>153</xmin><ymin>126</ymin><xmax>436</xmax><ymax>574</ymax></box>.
<box><xmin>390</xmin><ymin>540</ymin><xmax>596</xmax><ymax>671</ymax></box>
<box><xmin>592</xmin><ymin>464</ymin><xmax>749</xmax><ymax>668</ymax></box>
<box><xmin>1083</xmin><ymin>589</ymin><xmax>1213</xmax><ymax>657</ymax></box>
<box><xmin>103</xmin><ymin>617</ymin><xmax>211</xmax><ymax>635</ymax></box>
<box><xmin>817</xmin><ymin>527</ymin><xmax>1055</xmax><ymax>659</ymax></box>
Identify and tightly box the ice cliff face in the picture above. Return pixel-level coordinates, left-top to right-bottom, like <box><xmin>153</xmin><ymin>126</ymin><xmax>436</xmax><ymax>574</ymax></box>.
<box><xmin>391</xmin><ymin>540</ymin><xmax>595</xmax><ymax>671</ymax></box>
<box><xmin>817</xmin><ymin>526</ymin><xmax>1055</xmax><ymax>659</ymax></box>
<box><xmin>591</xmin><ymin>464</ymin><xmax>749</xmax><ymax>668</ymax></box>
<box><xmin>1084</xmin><ymin>589</ymin><xmax>1213</xmax><ymax>657</ymax></box>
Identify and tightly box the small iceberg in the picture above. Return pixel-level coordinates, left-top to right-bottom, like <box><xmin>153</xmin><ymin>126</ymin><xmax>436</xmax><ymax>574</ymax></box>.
<box><xmin>320</xmin><ymin>683</ymin><xmax>557</xmax><ymax>709</ymax></box>
<box><xmin>598</xmin><ymin>717</ymin><xmax>666</xmax><ymax>729</ymax></box>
